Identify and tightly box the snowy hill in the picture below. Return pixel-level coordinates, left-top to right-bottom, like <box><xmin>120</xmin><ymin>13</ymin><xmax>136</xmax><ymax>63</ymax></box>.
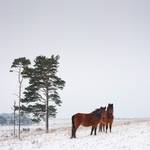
<box><xmin>0</xmin><ymin>118</ymin><xmax>150</xmax><ymax>150</ymax></box>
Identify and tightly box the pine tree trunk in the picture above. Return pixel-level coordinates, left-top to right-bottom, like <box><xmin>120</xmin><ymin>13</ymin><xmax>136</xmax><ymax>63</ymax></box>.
<box><xmin>46</xmin><ymin>89</ymin><xmax>49</xmax><ymax>133</ymax></box>
<box><xmin>18</xmin><ymin>66</ymin><xmax>22</xmax><ymax>139</ymax></box>
<box><xmin>18</xmin><ymin>86</ymin><xmax>21</xmax><ymax>139</ymax></box>
<box><xmin>13</xmin><ymin>102</ymin><xmax>16</xmax><ymax>137</ymax></box>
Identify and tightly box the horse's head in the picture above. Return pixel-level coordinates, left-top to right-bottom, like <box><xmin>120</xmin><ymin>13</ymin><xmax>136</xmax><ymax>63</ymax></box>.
<box><xmin>107</xmin><ymin>103</ymin><xmax>113</xmax><ymax>115</ymax></box>
<box><xmin>100</xmin><ymin>106</ymin><xmax>106</xmax><ymax>118</ymax></box>
<box><xmin>100</xmin><ymin>106</ymin><xmax>107</xmax><ymax>119</ymax></box>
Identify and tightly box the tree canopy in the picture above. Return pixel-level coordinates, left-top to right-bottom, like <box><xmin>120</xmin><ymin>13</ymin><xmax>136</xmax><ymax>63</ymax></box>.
<box><xmin>21</xmin><ymin>55</ymin><xmax>65</xmax><ymax>132</ymax></box>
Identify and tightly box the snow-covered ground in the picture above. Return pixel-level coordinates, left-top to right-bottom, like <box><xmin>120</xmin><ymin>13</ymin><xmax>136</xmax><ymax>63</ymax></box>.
<box><xmin>0</xmin><ymin>118</ymin><xmax>150</xmax><ymax>150</ymax></box>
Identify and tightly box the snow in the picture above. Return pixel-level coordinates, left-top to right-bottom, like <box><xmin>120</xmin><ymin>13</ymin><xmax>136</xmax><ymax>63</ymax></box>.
<box><xmin>0</xmin><ymin>118</ymin><xmax>150</xmax><ymax>150</ymax></box>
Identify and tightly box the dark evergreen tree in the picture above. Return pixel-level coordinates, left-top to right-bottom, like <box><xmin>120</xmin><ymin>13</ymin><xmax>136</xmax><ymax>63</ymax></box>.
<box><xmin>21</xmin><ymin>55</ymin><xmax>65</xmax><ymax>133</ymax></box>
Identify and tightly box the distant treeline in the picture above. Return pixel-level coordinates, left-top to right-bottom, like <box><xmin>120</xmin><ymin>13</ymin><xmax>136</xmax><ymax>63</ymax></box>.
<box><xmin>0</xmin><ymin>113</ymin><xmax>32</xmax><ymax>125</ymax></box>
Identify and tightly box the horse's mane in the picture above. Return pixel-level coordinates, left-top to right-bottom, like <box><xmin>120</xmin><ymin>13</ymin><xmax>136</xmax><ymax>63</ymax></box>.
<box><xmin>91</xmin><ymin>108</ymin><xmax>100</xmax><ymax>113</ymax></box>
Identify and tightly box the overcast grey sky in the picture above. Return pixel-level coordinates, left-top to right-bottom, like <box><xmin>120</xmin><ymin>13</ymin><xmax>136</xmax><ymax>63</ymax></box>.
<box><xmin>0</xmin><ymin>0</ymin><xmax>150</xmax><ymax>118</ymax></box>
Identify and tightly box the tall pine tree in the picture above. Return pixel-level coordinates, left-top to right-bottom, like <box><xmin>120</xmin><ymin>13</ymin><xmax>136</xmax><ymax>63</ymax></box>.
<box><xmin>21</xmin><ymin>55</ymin><xmax>65</xmax><ymax>133</ymax></box>
<box><xmin>10</xmin><ymin>57</ymin><xmax>31</xmax><ymax>139</ymax></box>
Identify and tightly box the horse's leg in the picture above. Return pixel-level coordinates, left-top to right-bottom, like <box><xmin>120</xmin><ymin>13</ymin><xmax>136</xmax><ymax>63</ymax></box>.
<box><xmin>109</xmin><ymin>123</ymin><xmax>112</xmax><ymax>133</ymax></box>
<box><xmin>91</xmin><ymin>127</ymin><xmax>94</xmax><ymax>135</ymax></box>
<box><xmin>94</xmin><ymin>126</ymin><xmax>97</xmax><ymax>135</ymax></box>
<box><xmin>71</xmin><ymin>115</ymin><xmax>75</xmax><ymax>138</ymax></box>
<box><xmin>99</xmin><ymin>123</ymin><xmax>102</xmax><ymax>132</ymax></box>
<box><xmin>71</xmin><ymin>126</ymin><xmax>76</xmax><ymax>138</ymax></box>
<box><xmin>71</xmin><ymin>126</ymin><xmax>74</xmax><ymax>138</ymax></box>
<box><xmin>74</xmin><ymin>127</ymin><xmax>76</xmax><ymax>138</ymax></box>
<box><xmin>72</xmin><ymin>126</ymin><xmax>78</xmax><ymax>138</ymax></box>
<box><xmin>102</xmin><ymin>124</ymin><xmax>105</xmax><ymax>132</ymax></box>
<box><xmin>74</xmin><ymin>124</ymin><xmax>80</xmax><ymax>138</ymax></box>
<box><xmin>106</xmin><ymin>123</ymin><xmax>108</xmax><ymax>133</ymax></box>
<box><xmin>73</xmin><ymin>127</ymin><xmax>77</xmax><ymax>138</ymax></box>
<box><xmin>71</xmin><ymin>115</ymin><xmax>80</xmax><ymax>138</ymax></box>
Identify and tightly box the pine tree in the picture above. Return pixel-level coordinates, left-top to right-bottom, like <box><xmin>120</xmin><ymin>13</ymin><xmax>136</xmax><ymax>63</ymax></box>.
<box><xmin>10</xmin><ymin>57</ymin><xmax>31</xmax><ymax>139</ymax></box>
<box><xmin>21</xmin><ymin>55</ymin><xmax>65</xmax><ymax>133</ymax></box>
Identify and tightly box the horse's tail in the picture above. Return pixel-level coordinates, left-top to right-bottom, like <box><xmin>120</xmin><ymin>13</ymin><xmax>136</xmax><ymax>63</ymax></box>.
<box><xmin>71</xmin><ymin>115</ymin><xmax>75</xmax><ymax>138</ymax></box>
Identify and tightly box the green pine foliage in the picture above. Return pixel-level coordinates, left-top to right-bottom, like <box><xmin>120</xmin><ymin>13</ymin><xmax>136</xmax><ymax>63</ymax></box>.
<box><xmin>21</xmin><ymin>55</ymin><xmax>65</xmax><ymax>125</ymax></box>
<box><xmin>11</xmin><ymin>57</ymin><xmax>31</xmax><ymax>69</ymax></box>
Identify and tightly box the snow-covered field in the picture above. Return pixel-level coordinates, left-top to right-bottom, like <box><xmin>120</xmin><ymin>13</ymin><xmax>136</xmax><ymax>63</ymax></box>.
<box><xmin>0</xmin><ymin>118</ymin><xmax>150</xmax><ymax>150</ymax></box>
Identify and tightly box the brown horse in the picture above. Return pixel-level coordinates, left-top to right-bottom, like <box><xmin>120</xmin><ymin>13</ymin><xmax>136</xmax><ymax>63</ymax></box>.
<box><xmin>99</xmin><ymin>103</ymin><xmax>114</xmax><ymax>133</ymax></box>
<box><xmin>71</xmin><ymin>107</ymin><xmax>106</xmax><ymax>138</ymax></box>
